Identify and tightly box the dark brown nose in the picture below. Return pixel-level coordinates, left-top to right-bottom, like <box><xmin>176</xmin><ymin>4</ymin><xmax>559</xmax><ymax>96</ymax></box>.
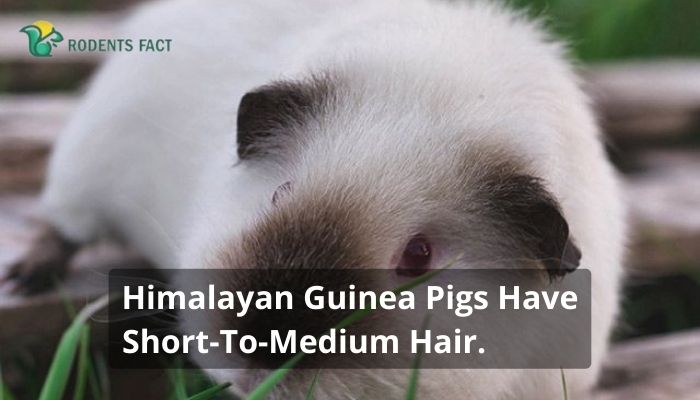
<box><xmin>216</xmin><ymin>268</ymin><xmax>375</xmax><ymax>368</ymax></box>
<box><xmin>212</xmin><ymin>196</ymin><xmax>381</xmax><ymax>366</ymax></box>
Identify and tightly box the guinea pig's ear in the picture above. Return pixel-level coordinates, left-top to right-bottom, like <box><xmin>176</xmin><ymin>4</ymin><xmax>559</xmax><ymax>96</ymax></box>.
<box><xmin>486</xmin><ymin>174</ymin><xmax>581</xmax><ymax>279</ymax></box>
<box><xmin>236</xmin><ymin>77</ymin><xmax>332</xmax><ymax>160</ymax></box>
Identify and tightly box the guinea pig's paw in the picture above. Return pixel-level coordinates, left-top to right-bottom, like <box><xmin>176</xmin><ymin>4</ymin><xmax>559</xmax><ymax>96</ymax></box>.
<box><xmin>1</xmin><ymin>225</ymin><xmax>78</xmax><ymax>295</ymax></box>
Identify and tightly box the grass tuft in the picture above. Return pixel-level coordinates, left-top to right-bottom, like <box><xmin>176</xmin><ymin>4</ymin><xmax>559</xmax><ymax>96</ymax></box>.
<box><xmin>72</xmin><ymin>326</ymin><xmax>91</xmax><ymax>400</ymax></box>
<box><xmin>169</xmin><ymin>367</ymin><xmax>189</xmax><ymax>400</ymax></box>
<box><xmin>38</xmin><ymin>295</ymin><xmax>109</xmax><ymax>400</ymax></box>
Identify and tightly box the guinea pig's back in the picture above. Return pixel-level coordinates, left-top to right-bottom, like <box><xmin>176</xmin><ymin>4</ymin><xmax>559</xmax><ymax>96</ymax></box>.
<box><xmin>39</xmin><ymin>0</ymin><xmax>352</xmax><ymax>263</ymax></box>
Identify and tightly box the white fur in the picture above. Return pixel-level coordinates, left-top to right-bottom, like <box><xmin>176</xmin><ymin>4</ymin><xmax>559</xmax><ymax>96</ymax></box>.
<box><xmin>41</xmin><ymin>0</ymin><xmax>625</xmax><ymax>398</ymax></box>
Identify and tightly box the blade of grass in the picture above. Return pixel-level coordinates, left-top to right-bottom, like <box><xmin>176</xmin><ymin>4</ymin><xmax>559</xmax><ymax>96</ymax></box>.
<box><xmin>245</xmin><ymin>353</ymin><xmax>305</xmax><ymax>400</ymax></box>
<box><xmin>94</xmin><ymin>351</ymin><xmax>110</xmax><ymax>400</ymax></box>
<box><xmin>38</xmin><ymin>294</ymin><xmax>110</xmax><ymax>400</ymax></box>
<box><xmin>59</xmin><ymin>279</ymin><xmax>98</xmax><ymax>400</ymax></box>
<box><xmin>304</xmin><ymin>370</ymin><xmax>321</xmax><ymax>400</ymax></box>
<box><xmin>0</xmin><ymin>361</ymin><xmax>17</xmax><ymax>400</ymax></box>
<box><xmin>72</xmin><ymin>326</ymin><xmax>91</xmax><ymax>400</ymax></box>
<box><xmin>186</xmin><ymin>382</ymin><xmax>232</xmax><ymax>400</ymax></box>
<box><xmin>246</xmin><ymin>256</ymin><xmax>461</xmax><ymax>400</ymax></box>
<box><xmin>86</xmin><ymin>356</ymin><xmax>102</xmax><ymax>400</ymax></box>
<box><xmin>1</xmin><ymin>384</ymin><xmax>15</xmax><ymax>400</ymax></box>
<box><xmin>405</xmin><ymin>314</ymin><xmax>431</xmax><ymax>400</ymax></box>
<box><xmin>168</xmin><ymin>366</ymin><xmax>188</xmax><ymax>400</ymax></box>
<box><xmin>56</xmin><ymin>285</ymin><xmax>101</xmax><ymax>400</ymax></box>
<box><xmin>405</xmin><ymin>359</ymin><xmax>420</xmax><ymax>399</ymax></box>
<box><xmin>38</xmin><ymin>319</ymin><xmax>85</xmax><ymax>400</ymax></box>
<box><xmin>560</xmin><ymin>368</ymin><xmax>568</xmax><ymax>400</ymax></box>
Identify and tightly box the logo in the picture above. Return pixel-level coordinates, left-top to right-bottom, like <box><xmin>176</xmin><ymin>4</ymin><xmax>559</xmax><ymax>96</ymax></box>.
<box><xmin>20</xmin><ymin>20</ymin><xmax>64</xmax><ymax>57</ymax></box>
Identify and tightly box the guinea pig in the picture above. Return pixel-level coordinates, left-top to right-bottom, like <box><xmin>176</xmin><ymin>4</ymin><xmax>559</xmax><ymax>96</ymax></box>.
<box><xmin>5</xmin><ymin>0</ymin><xmax>626</xmax><ymax>398</ymax></box>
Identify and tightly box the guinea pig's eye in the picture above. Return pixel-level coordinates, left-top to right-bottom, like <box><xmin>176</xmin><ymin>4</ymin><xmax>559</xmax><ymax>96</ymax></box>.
<box><xmin>396</xmin><ymin>234</ymin><xmax>432</xmax><ymax>277</ymax></box>
<box><xmin>271</xmin><ymin>181</ymin><xmax>292</xmax><ymax>205</ymax></box>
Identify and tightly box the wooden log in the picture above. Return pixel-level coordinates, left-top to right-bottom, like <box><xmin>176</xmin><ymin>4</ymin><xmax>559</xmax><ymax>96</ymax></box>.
<box><xmin>583</xmin><ymin>61</ymin><xmax>700</xmax><ymax>144</ymax></box>
<box><xmin>0</xmin><ymin>61</ymin><xmax>96</xmax><ymax>93</ymax></box>
<box><xmin>595</xmin><ymin>328</ymin><xmax>700</xmax><ymax>399</ymax></box>
<box><xmin>624</xmin><ymin>151</ymin><xmax>700</xmax><ymax>276</ymax></box>
<box><xmin>0</xmin><ymin>95</ymin><xmax>76</xmax><ymax>192</ymax></box>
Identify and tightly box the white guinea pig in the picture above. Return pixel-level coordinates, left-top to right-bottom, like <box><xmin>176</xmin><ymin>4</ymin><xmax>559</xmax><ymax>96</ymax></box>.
<box><xmin>8</xmin><ymin>0</ymin><xmax>625</xmax><ymax>398</ymax></box>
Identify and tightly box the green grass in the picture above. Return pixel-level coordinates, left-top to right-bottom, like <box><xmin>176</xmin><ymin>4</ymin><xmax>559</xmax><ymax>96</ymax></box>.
<box><xmin>8</xmin><ymin>262</ymin><xmax>447</xmax><ymax>400</ymax></box>
<box><xmin>168</xmin><ymin>367</ymin><xmax>188</xmax><ymax>400</ymax></box>
<box><xmin>0</xmin><ymin>361</ymin><xmax>17</xmax><ymax>400</ymax></box>
<box><xmin>72</xmin><ymin>326</ymin><xmax>90</xmax><ymax>400</ymax></box>
<box><xmin>27</xmin><ymin>294</ymin><xmax>232</xmax><ymax>400</ymax></box>
<box><xmin>38</xmin><ymin>296</ymin><xmax>108</xmax><ymax>400</ymax></box>
<box><xmin>405</xmin><ymin>315</ymin><xmax>431</xmax><ymax>400</ymax></box>
<box><xmin>511</xmin><ymin>0</ymin><xmax>700</xmax><ymax>61</ymax></box>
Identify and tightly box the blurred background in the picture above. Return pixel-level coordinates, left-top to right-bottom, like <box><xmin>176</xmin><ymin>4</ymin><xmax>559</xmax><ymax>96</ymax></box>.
<box><xmin>0</xmin><ymin>0</ymin><xmax>699</xmax><ymax>399</ymax></box>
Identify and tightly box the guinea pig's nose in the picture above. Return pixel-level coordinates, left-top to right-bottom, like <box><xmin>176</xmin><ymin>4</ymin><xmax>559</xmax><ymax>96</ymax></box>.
<box><xmin>227</xmin><ymin>269</ymin><xmax>374</xmax><ymax>368</ymax></box>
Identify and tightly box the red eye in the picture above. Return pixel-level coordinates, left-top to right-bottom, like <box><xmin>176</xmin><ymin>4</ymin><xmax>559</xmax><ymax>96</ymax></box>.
<box><xmin>396</xmin><ymin>235</ymin><xmax>432</xmax><ymax>277</ymax></box>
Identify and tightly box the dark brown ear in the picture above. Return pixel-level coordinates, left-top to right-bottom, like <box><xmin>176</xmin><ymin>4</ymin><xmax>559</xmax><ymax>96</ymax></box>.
<box><xmin>236</xmin><ymin>77</ymin><xmax>333</xmax><ymax>160</ymax></box>
<box><xmin>486</xmin><ymin>174</ymin><xmax>581</xmax><ymax>279</ymax></box>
